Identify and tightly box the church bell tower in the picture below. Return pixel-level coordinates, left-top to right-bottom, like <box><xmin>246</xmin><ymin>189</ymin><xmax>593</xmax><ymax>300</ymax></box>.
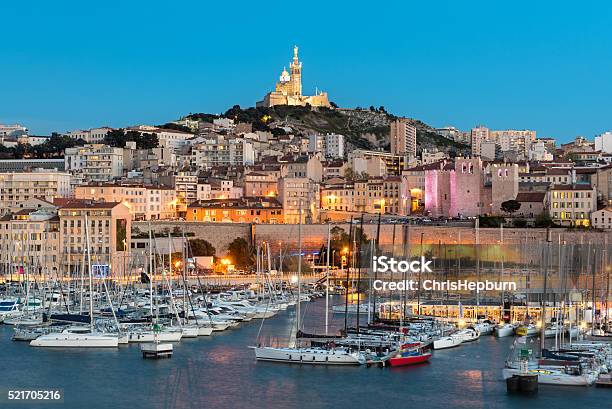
<box><xmin>289</xmin><ymin>45</ymin><xmax>302</xmax><ymax>97</ymax></box>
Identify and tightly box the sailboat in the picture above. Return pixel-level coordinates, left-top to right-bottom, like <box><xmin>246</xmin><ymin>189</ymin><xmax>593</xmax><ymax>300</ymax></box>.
<box><xmin>30</xmin><ymin>214</ymin><xmax>119</xmax><ymax>348</ymax></box>
<box><xmin>251</xmin><ymin>206</ymin><xmax>365</xmax><ymax>365</ymax></box>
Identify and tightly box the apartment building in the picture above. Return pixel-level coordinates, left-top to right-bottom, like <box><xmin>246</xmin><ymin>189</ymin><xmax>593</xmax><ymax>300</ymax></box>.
<box><xmin>186</xmin><ymin>197</ymin><xmax>283</xmax><ymax>223</ymax></box>
<box><xmin>471</xmin><ymin>126</ymin><xmax>491</xmax><ymax>157</ymax></box>
<box><xmin>74</xmin><ymin>184</ymin><xmax>176</xmax><ymax>220</ymax></box>
<box><xmin>64</xmin><ymin>127</ymin><xmax>113</xmax><ymax>144</ymax></box>
<box><xmin>283</xmin><ymin>156</ymin><xmax>323</xmax><ymax>182</ymax></box>
<box><xmin>174</xmin><ymin>172</ymin><xmax>198</xmax><ymax>215</ymax></box>
<box><xmin>64</xmin><ymin>144</ymin><xmax>124</xmax><ymax>183</ymax></box>
<box><xmin>390</xmin><ymin>118</ymin><xmax>417</xmax><ymax>158</ymax></box>
<box><xmin>322</xmin><ymin>160</ymin><xmax>347</xmax><ymax>180</ymax></box>
<box><xmin>491</xmin><ymin>130</ymin><xmax>536</xmax><ymax>157</ymax></box>
<box><xmin>321</xmin><ymin>181</ymin><xmax>355</xmax><ymax>212</ymax></box>
<box><xmin>349</xmin><ymin>150</ymin><xmax>406</xmax><ymax>176</ymax></box>
<box><xmin>127</xmin><ymin>126</ymin><xmax>194</xmax><ymax>152</ymax></box>
<box><xmin>278</xmin><ymin>177</ymin><xmax>320</xmax><ymax>224</ymax></box>
<box><xmin>383</xmin><ymin>176</ymin><xmax>403</xmax><ymax>215</ymax></box>
<box><xmin>0</xmin><ymin>170</ymin><xmax>72</xmax><ymax>214</ymax></box>
<box><xmin>0</xmin><ymin>208</ymin><xmax>60</xmax><ymax>275</ymax></box>
<box><xmin>57</xmin><ymin>200</ymin><xmax>131</xmax><ymax>274</ymax></box>
<box><xmin>244</xmin><ymin>172</ymin><xmax>278</xmax><ymax>197</ymax></box>
<box><xmin>591</xmin><ymin>207</ymin><xmax>612</xmax><ymax>230</ymax></box>
<box><xmin>547</xmin><ymin>184</ymin><xmax>596</xmax><ymax>227</ymax></box>
<box><xmin>308</xmin><ymin>133</ymin><xmax>345</xmax><ymax>159</ymax></box>
<box><xmin>191</xmin><ymin>138</ymin><xmax>255</xmax><ymax>168</ymax></box>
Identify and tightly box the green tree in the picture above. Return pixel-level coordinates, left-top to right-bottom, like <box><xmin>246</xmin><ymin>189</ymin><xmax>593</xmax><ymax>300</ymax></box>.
<box><xmin>104</xmin><ymin>129</ymin><xmax>158</xmax><ymax>149</ymax></box>
<box><xmin>328</xmin><ymin>226</ymin><xmax>369</xmax><ymax>266</ymax></box>
<box><xmin>189</xmin><ymin>239</ymin><xmax>216</xmax><ymax>257</ymax></box>
<box><xmin>501</xmin><ymin>200</ymin><xmax>521</xmax><ymax>214</ymax></box>
<box><xmin>227</xmin><ymin>237</ymin><xmax>254</xmax><ymax>269</ymax></box>
<box><xmin>478</xmin><ymin>216</ymin><xmax>504</xmax><ymax>228</ymax></box>
<box><xmin>343</xmin><ymin>166</ymin><xmax>356</xmax><ymax>180</ymax></box>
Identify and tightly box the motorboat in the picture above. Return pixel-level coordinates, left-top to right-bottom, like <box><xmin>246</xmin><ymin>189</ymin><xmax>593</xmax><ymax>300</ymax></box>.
<box><xmin>0</xmin><ymin>297</ymin><xmax>22</xmax><ymax>320</ymax></box>
<box><xmin>495</xmin><ymin>323</ymin><xmax>515</xmax><ymax>338</ymax></box>
<box><xmin>474</xmin><ymin>320</ymin><xmax>495</xmax><ymax>335</ymax></box>
<box><xmin>389</xmin><ymin>342</ymin><xmax>432</xmax><ymax>367</ymax></box>
<box><xmin>516</xmin><ymin>324</ymin><xmax>539</xmax><ymax>337</ymax></box>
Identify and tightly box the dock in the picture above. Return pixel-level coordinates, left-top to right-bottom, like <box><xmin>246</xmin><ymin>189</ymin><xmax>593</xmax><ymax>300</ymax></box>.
<box><xmin>141</xmin><ymin>342</ymin><xmax>173</xmax><ymax>359</ymax></box>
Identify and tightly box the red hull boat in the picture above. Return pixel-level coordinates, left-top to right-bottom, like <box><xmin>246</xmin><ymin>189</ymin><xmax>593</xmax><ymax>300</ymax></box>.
<box><xmin>389</xmin><ymin>351</ymin><xmax>432</xmax><ymax>367</ymax></box>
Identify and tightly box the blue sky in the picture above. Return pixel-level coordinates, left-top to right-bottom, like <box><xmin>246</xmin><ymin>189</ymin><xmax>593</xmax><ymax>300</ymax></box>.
<box><xmin>2</xmin><ymin>1</ymin><xmax>611</xmax><ymax>142</ymax></box>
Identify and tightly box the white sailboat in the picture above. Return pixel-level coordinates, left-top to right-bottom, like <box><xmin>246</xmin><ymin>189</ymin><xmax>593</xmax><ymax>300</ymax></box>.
<box><xmin>30</xmin><ymin>326</ymin><xmax>119</xmax><ymax>348</ymax></box>
<box><xmin>433</xmin><ymin>335</ymin><xmax>463</xmax><ymax>350</ymax></box>
<box><xmin>454</xmin><ymin>326</ymin><xmax>481</xmax><ymax>342</ymax></box>
<box><xmin>251</xmin><ymin>206</ymin><xmax>365</xmax><ymax>366</ymax></box>
<box><xmin>30</xmin><ymin>214</ymin><xmax>119</xmax><ymax>348</ymax></box>
<box><xmin>502</xmin><ymin>367</ymin><xmax>597</xmax><ymax>386</ymax></box>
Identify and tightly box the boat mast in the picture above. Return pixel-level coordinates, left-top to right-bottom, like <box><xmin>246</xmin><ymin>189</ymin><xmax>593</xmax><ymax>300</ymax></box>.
<box><xmin>356</xmin><ymin>215</ymin><xmax>364</xmax><ymax>334</ymax></box>
<box><xmin>540</xmin><ymin>228</ymin><xmax>551</xmax><ymax>353</ymax></box>
<box><xmin>591</xmin><ymin>244</ymin><xmax>597</xmax><ymax>335</ymax></box>
<box><xmin>296</xmin><ymin>204</ymin><xmax>302</xmax><ymax>335</ymax></box>
<box><xmin>325</xmin><ymin>222</ymin><xmax>331</xmax><ymax>335</ymax></box>
<box><xmin>148</xmin><ymin>224</ymin><xmax>154</xmax><ymax>318</ymax></box>
<box><xmin>84</xmin><ymin>213</ymin><xmax>94</xmax><ymax>333</ymax></box>
<box><xmin>417</xmin><ymin>232</ymin><xmax>424</xmax><ymax>316</ymax></box>
<box><xmin>373</xmin><ymin>212</ymin><xmax>381</xmax><ymax>321</ymax></box>
<box><xmin>344</xmin><ymin>217</ymin><xmax>354</xmax><ymax>332</ymax></box>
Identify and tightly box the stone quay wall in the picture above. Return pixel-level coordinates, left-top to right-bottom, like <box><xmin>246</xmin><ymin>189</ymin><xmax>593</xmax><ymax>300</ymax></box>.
<box><xmin>136</xmin><ymin>221</ymin><xmax>610</xmax><ymax>256</ymax></box>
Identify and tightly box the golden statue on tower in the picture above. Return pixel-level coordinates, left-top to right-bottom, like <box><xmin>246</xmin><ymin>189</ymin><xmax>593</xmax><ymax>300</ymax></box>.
<box><xmin>257</xmin><ymin>46</ymin><xmax>330</xmax><ymax>108</ymax></box>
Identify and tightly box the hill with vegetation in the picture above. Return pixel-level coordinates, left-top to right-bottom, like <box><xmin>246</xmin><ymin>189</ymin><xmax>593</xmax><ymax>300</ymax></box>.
<box><xmin>185</xmin><ymin>105</ymin><xmax>470</xmax><ymax>156</ymax></box>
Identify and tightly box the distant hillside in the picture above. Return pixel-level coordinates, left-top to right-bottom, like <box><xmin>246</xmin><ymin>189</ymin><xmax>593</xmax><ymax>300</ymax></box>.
<box><xmin>185</xmin><ymin>105</ymin><xmax>469</xmax><ymax>156</ymax></box>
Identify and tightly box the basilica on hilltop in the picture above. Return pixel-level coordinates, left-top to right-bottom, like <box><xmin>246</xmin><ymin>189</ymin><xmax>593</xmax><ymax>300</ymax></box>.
<box><xmin>256</xmin><ymin>46</ymin><xmax>330</xmax><ymax>108</ymax></box>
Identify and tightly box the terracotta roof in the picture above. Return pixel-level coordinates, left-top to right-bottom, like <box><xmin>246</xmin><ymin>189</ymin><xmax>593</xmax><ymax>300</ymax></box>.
<box><xmin>14</xmin><ymin>208</ymin><xmax>35</xmax><ymax>215</ymax></box>
<box><xmin>516</xmin><ymin>192</ymin><xmax>546</xmax><ymax>202</ymax></box>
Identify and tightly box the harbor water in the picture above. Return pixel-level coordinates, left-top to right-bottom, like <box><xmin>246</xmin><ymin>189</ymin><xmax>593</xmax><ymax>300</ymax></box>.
<box><xmin>1</xmin><ymin>297</ymin><xmax>609</xmax><ymax>409</ymax></box>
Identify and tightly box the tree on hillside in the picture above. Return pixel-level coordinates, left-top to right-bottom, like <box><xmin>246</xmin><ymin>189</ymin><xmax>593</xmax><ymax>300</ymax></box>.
<box><xmin>104</xmin><ymin>129</ymin><xmax>158</xmax><ymax>149</ymax></box>
<box><xmin>501</xmin><ymin>200</ymin><xmax>521</xmax><ymax>214</ymax></box>
<box><xmin>189</xmin><ymin>239</ymin><xmax>216</xmax><ymax>257</ymax></box>
<box><xmin>227</xmin><ymin>237</ymin><xmax>254</xmax><ymax>269</ymax></box>
<box><xmin>158</xmin><ymin>122</ymin><xmax>192</xmax><ymax>133</ymax></box>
